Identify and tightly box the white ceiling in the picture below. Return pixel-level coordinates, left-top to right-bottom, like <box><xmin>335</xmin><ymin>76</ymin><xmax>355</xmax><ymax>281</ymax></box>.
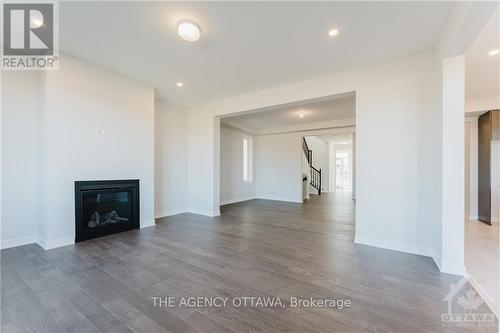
<box><xmin>221</xmin><ymin>93</ymin><xmax>355</xmax><ymax>130</ymax></box>
<box><xmin>59</xmin><ymin>2</ymin><xmax>453</xmax><ymax>107</ymax></box>
<box><xmin>311</xmin><ymin>133</ymin><xmax>353</xmax><ymax>145</ymax></box>
<box><xmin>465</xmin><ymin>8</ymin><xmax>499</xmax><ymax>103</ymax></box>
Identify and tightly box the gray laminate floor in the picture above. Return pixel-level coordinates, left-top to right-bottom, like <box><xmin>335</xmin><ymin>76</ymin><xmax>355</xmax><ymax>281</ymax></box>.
<box><xmin>1</xmin><ymin>192</ymin><xmax>497</xmax><ymax>332</ymax></box>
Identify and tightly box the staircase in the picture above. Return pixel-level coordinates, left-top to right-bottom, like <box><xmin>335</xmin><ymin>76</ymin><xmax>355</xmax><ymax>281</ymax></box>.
<box><xmin>302</xmin><ymin>138</ymin><xmax>321</xmax><ymax>195</ymax></box>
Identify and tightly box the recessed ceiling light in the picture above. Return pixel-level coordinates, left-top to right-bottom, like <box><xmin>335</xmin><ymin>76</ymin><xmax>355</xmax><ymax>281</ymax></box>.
<box><xmin>177</xmin><ymin>20</ymin><xmax>201</xmax><ymax>42</ymax></box>
<box><xmin>176</xmin><ymin>82</ymin><xmax>184</xmax><ymax>87</ymax></box>
<box><xmin>328</xmin><ymin>28</ymin><xmax>339</xmax><ymax>37</ymax></box>
<box><xmin>488</xmin><ymin>49</ymin><xmax>499</xmax><ymax>56</ymax></box>
<box><xmin>299</xmin><ymin>114</ymin><xmax>304</xmax><ymax>118</ymax></box>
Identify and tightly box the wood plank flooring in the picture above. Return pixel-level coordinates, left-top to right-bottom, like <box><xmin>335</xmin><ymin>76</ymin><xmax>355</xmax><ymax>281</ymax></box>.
<box><xmin>1</xmin><ymin>192</ymin><xmax>497</xmax><ymax>332</ymax></box>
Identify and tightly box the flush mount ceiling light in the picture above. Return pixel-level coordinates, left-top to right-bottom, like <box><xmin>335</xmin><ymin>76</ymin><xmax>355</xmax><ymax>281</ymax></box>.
<box><xmin>328</xmin><ymin>28</ymin><xmax>339</xmax><ymax>37</ymax></box>
<box><xmin>488</xmin><ymin>49</ymin><xmax>499</xmax><ymax>56</ymax></box>
<box><xmin>176</xmin><ymin>82</ymin><xmax>184</xmax><ymax>87</ymax></box>
<box><xmin>177</xmin><ymin>20</ymin><xmax>201</xmax><ymax>42</ymax></box>
<box><xmin>299</xmin><ymin>114</ymin><xmax>304</xmax><ymax>118</ymax></box>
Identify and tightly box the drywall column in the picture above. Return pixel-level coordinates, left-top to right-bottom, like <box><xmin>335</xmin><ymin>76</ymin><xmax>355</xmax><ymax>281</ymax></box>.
<box><xmin>154</xmin><ymin>99</ymin><xmax>188</xmax><ymax>217</ymax></box>
<box><xmin>466</xmin><ymin>116</ymin><xmax>479</xmax><ymax>220</ymax></box>
<box><xmin>497</xmin><ymin>14</ymin><xmax>499</xmax><ymax>333</ymax></box>
<box><xmin>465</xmin><ymin>121</ymin><xmax>470</xmax><ymax>218</ymax></box>
<box><xmin>352</xmin><ymin>132</ymin><xmax>356</xmax><ymax>200</ymax></box>
<box><xmin>1</xmin><ymin>72</ymin><xmax>40</xmax><ymax>248</ymax></box>
<box><xmin>213</xmin><ymin>117</ymin><xmax>221</xmax><ymax>214</ymax></box>
<box><xmin>441</xmin><ymin>55</ymin><xmax>465</xmax><ymax>275</ymax></box>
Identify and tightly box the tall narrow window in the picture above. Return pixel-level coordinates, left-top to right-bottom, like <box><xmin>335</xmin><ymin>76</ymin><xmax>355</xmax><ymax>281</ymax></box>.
<box><xmin>243</xmin><ymin>136</ymin><xmax>252</xmax><ymax>183</ymax></box>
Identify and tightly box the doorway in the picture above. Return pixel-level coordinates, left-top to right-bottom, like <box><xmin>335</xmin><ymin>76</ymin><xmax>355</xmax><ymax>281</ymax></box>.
<box><xmin>328</xmin><ymin>134</ymin><xmax>354</xmax><ymax>194</ymax></box>
<box><xmin>335</xmin><ymin>150</ymin><xmax>351</xmax><ymax>191</ymax></box>
<box><xmin>464</xmin><ymin>114</ymin><xmax>500</xmax><ymax>317</ymax></box>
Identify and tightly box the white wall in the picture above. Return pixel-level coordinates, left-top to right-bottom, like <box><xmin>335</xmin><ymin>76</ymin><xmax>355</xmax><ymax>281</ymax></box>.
<box><xmin>256</xmin><ymin>133</ymin><xmax>302</xmax><ymax>203</ymax></box>
<box><xmin>435</xmin><ymin>0</ymin><xmax>498</xmax><ymax>276</ymax></box>
<box><xmin>40</xmin><ymin>55</ymin><xmax>155</xmax><ymax>248</ymax></box>
<box><xmin>186</xmin><ymin>113</ymin><xmax>218</xmax><ymax>216</ymax></box>
<box><xmin>1</xmin><ymin>72</ymin><xmax>40</xmax><ymax>248</ymax></box>
<box><xmin>491</xmin><ymin>141</ymin><xmax>500</xmax><ymax>223</ymax></box>
<box><xmin>1</xmin><ymin>54</ymin><xmax>156</xmax><ymax>250</ymax></box>
<box><xmin>155</xmin><ymin>99</ymin><xmax>188</xmax><ymax>217</ymax></box>
<box><xmin>465</xmin><ymin>121</ymin><xmax>471</xmax><ymax>217</ymax></box>
<box><xmin>465</xmin><ymin>7</ymin><xmax>500</xmax><ymax>113</ymax></box>
<box><xmin>220</xmin><ymin>126</ymin><xmax>257</xmax><ymax>205</ymax></box>
<box><xmin>305</xmin><ymin>136</ymin><xmax>329</xmax><ymax>193</ymax></box>
<box><xmin>352</xmin><ymin>133</ymin><xmax>357</xmax><ymax>199</ymax></box>
<box><xmin>187</xmin><ymin>52</ymin><xmax>440</xmax><ymax>258</ymax></box>
<box><xmin>439</xmin><ymin>55</ymin><xmax>466</xmax><ymax>275</ymax></box>
<box><xmin>466</xmin><ymin>116</ymin><xmax>479</xmax><ymax>220</ymax></box>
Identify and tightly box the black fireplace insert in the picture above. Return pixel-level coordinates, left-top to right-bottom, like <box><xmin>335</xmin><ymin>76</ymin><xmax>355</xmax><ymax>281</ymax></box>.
<box><xmin>75</xmin><ymin>179</ymin><xmax>139</xmax><ymax>242</ymax></box>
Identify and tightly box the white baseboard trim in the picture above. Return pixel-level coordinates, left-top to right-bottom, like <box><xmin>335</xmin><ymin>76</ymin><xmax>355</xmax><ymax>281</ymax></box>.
<box><xmin>440</xmin><ymin>260</ymin><xmax>466</xmax><ymax>276</ymax></box>
<box><xmin>36</xmin><ymin>236</ymin><xmax>74</xmax><ymax>250</ymax></box>
<box><xmin>155</xmin><ymin>209</ymin><xmax>189</xmax><ymax>219</ymax></box>
<box><xmin>2</xmin><ymin>235</ymin><xmax>96</xmax><ymax>251</ymax></box>
<box><xmin>432</xmin><ymin>255</ymin><xmax>442</xmax><ymax>271</ymax></box>
<box><xmin>220</xmin><ymin>197</ymin><xmax>257</xmax><ymax>206</ymax></box>
<box><xmin>466</xmin><ymin>272</ymin><xmax>499</xmax><ymax>317</ymax></box>
<box><xmin>157</xmin><ymin>209</ymin><xmax>220</xmax><ymax>218</ymax></box>
<box><xmin>140</xmin><ymin>220</ymin><xmax>156</xmax><ymax>229</ymax></box>
<box><xmin>256</xmin><ymin>196</ymin><xmax>303</xmax><ymax>203</ymax></box>
<box><xmin>1</xmin><ymin>235</ymin><xmax>37</xmax><ymax>250</ymax></box>
<box><xmin>187</xmin><ymin>209</ymin><xmax>221</xmax><ymax>217</ymax></box>
<box><xmin>354</xmin><ymin>234</ymin><xmax>434</xmax><ymax>258</ymax></box>
<box><xmin>469</xmin><ymin>215</ymin><xmax>478</xmax><ymax>221</ymax></box>
<box><xmin>3</xmin><ymin>220</ymin><xmax>157</xmax><ymax>252</ymax></box>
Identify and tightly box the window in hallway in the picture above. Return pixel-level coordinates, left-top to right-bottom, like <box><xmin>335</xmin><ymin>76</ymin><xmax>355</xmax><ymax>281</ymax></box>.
<box><xmin>243</xmin><ymin>136</ymin><xmax>253</xmax><ymax>183</ymax></box>
<box><xmin>335</xmin><ymin>150</ymin><xmax>351</xmax><ymax>191</ymax></box>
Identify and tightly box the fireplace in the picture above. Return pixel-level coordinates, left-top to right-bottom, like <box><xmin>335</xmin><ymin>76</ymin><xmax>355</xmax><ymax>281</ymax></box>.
<box><xmin>75</xmin><ymin>180</ymin><xmax>139</xmax><ymax>242</ymax></box>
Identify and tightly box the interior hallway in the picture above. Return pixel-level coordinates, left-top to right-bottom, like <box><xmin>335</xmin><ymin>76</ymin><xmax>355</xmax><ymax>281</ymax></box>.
<box><xmin>466</xmin><ymin>219</ymin><xmax>499</xmax><ymax>316</ymax></box>
<box><xmin>1</xmin><ymin>193</ymin><xmax>497</xmax><ymax>332</ymax></box>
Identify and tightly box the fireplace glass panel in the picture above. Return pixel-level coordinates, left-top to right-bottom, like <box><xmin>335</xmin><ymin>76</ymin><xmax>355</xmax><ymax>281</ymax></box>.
<box><xmin>82</xmin><ymin>190</ymin><xmax>133</xmax><ymax>230</ymax></box>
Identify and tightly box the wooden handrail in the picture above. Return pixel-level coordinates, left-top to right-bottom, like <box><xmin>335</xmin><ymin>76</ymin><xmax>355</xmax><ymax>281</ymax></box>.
<box><xmin>302</xmin><ymin>138</ymin><xmax>312</xmax><ymax>165</ymax></box>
